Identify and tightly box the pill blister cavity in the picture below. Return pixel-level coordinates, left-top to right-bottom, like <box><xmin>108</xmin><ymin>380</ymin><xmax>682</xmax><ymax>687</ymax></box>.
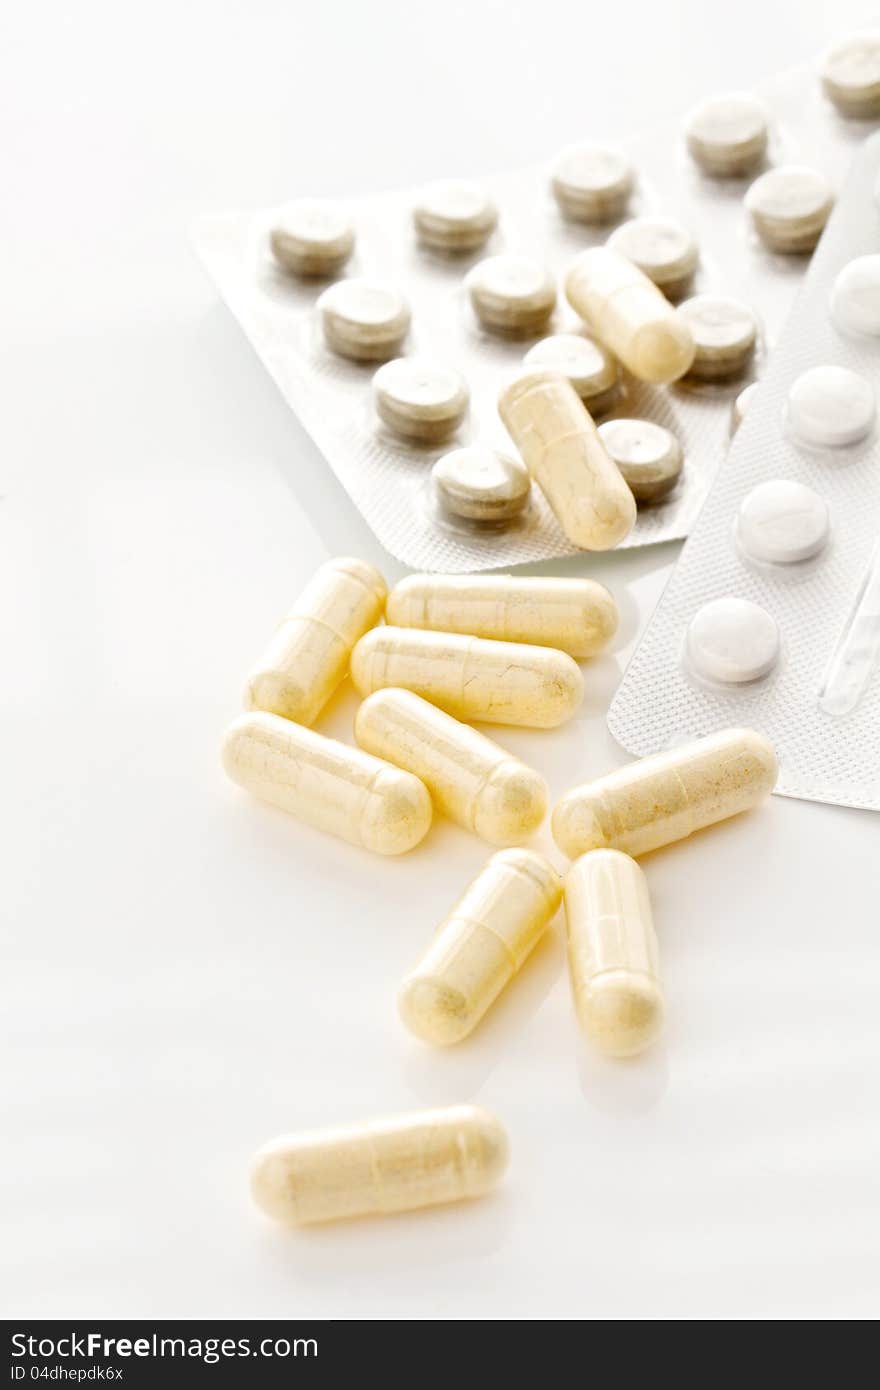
<box><xmin>607</xmin><ymin>216</ymin><xmax>699</xmax><ymax>300</ymax></box>
<box><xmin>432</xmin><ymin>446</ymin><xmax>531</xmax><ymax>523</ymax></box>
<box><xmin>524</xmin><ymin>334</ymin><xmax>619</xmax><ymax>412</ymax></box>
<box><xmin>269</xmin><ymin>199</ymin><xmax>355</xmax><ymax>277</ymax></box>
<box><xmin>684</xmin><ymin>92</ymin><xmax>769</xmax><ymax>177</ymax></box>
<box><xmin>686</xmin><ymin>597</ymin><xmax>780</xmax><ymax>684</ymax></box>
<box><xmin>550</xmin><ymin>143</ymin><xmax>635</xmax><ymax>224</ymax></box>
<box><xmin>318</xmin><ymin>279</ymin><xmax>410</xmax><ymax>361</ymax></box>
<box><xmin>598</xmin><ymin>418</ymin><xmax>683</xmax><ymax>502</ymax></box>
<box><xmin>821</xmin><ymin>31</ymin><xmax>880</xmax><ymax>117</ymax></box>
<box><xmin>737</xmin><ymin>480</ymin><xmax>830</xmax><ymax>564</ymax></box>
<box><xmin>787</xmin><ymin>365</ymin><xmax>876</xmax><ymax>449</ymax></box>
<box><xmin>745</xmin><ymin>166</ymin><xmax>834</xmax><ymax>254</ymax></box>
<box><xmin>676</xmin><ymin>294</ymin><xmax>758</xmax><ymax>380</ymax></box>
<box><xmin>412</xmin><ymin>180</ymin><xmax>498</xmax><ymax>254</ymax></box>
<box><xmin>466</xmin><ymin>255</ymin><xmax>556</xmax><ymax>335</ymax></box>
<box><xmin>830</xmin><ymin>256</ymin><xmax>880</xmax><ymax>338</ymax></box>
<box><xmin>372</xmin><ymin>359</ymin><xmax>469</xmax><ymax>442</ymax></box>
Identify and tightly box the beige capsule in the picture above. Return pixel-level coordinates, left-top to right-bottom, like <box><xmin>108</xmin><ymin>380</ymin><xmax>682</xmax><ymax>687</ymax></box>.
<box><xmin>498</xmin><ymin>369</ymin><xmax>636</xmax><ymax>551</ymax></box>
<box><xmin>745</xmin><ymin>166</ymin><xmax>834</xmax><ymax>254</ymax></box>
<box><xmin>607</xmin><ymin>217</ymin><xmax>699</xmax><ymax>301</ymax></box>
<box><xmin>564</xmin><ymin>849</ymin><xmax>663</xmax><ymax>1057</ymax></box>
<box><xmin>372</xmin><ymin>358</ymin><xmax>469</xmax><ymax>443</ymax></box>
<box><xmin>318</xmin><ymin>279</ymin><xmax>410</xmax><ymax>361</ymax></box>
<box><xmin>466</xmin><ymin>255</ymin><xmax>556</xmax><ymax>335</ymax></box>
<box><xmin>413</xmin><ymin>180</ymin><xmax>498</xmax><ymax>252</ymax></box>
<box><xmin>565</xmin><ymin>247</ymin><xmax>696</xmax><ymax>384</ymax></box>
<box><xmin>245</xmin><ymin>556</ymin><xmax>386</xmax><ymax>725</ymax></box>
<box><xmin>251</xmin><ymin>1104</ymin><xmax>508</xmax><ymax>1225</ymax></box>
<box><xmin>269</xmin><ymin>199</ymin><xmax>355</xmax><ymax>277</ymax></box>
<box><xmin>598</xmin><ymin>418</ymin><xmax>683</xmax><ymax>503</ymax></box>
<box><xmin>552</xmin><ymin>727</ymin><xmax>778</xmax><ymax>859</ymax></box>
<box><xmin>351</xmin><ymin>626</ymin><xmax>583</xmax><ymax>729</ymax></box>
<box><xmin>222</xmin><ymin>711</ymin><xmax>431</xmax><ymax>855</ymax></box>
<box><xmin>386</xmin><ymin>572</ymin><xmax>617</xmax><ymax>659</ymax></box>
<box><xmin>400</xmin><ymin>849</ymin><xmax>562</xmax><ymax>1045</ymax></box>
<box><xmin>355</xmin><ymin>688</ymin><xmax>547</xmax><ymax>845</ymax></box>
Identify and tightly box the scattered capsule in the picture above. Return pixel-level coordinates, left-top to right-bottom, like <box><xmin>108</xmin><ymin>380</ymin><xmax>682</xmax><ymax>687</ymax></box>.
<box><xmin>399</xmin><ymin>849</ymin><xmax>561</xmax><ymax>1044</ymax></box>
<box><xmin>351</xmin><ymin>626</ymin><xmax>583</xmax><ymax>729</ymax></box>
<box><xmin>244</xmin><ymin>557</ymin><xmax>386</xmax><ymax>725</ymax></box>
<box><xmin>251</xmin><ymin>1105</ymin><xmax>509</xmax><ymax>1225</ymax></box>
<box><xmin>355</xmin><ymin>688</ymin><xmax>547</xmax><ymax>845</ymax></box>
<box><xmin>222</xmin><ymin>711</ymin><xmax>432</xmax><ymax>855</ymax></box>
<box><xmin>386</xmin><ymin>572</ymin><xmax>618</xmax><ymax>659</ymax></box>
<box><xmin>565</xmin><ymin>247</ymin><xmax>696</xmax><ymax>384</ymax></box>
<box><xmin>498</xmin><ymin>369</ymin><xmax>636</xmax><ymax>551</ymax></box>
<box><xmin>552</xmin><ymin>727</ymin><xmax>778</xmax><ymax>859</ymax></box>
<box><xmin>564</xmin><ymin>849</ymin><xmax>663</xmax><ymax>1057</ymax></box>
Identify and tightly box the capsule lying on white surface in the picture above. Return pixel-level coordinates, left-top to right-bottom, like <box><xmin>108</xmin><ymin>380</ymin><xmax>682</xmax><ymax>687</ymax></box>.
<box><xmin>399</xmin><ymin>849</ymin><xmax>562</xmax><ymax>1044</ymax></box>
<box><xmin>251</xmin><ymin>1105</ymin><xmax>509</xmax><ymax>1225</ymax></box>
<box><xmin>565</xmin><ymin>247</ymin><xmax>696</xmax><ymax>384</ymax></box>
<box><xmin>222</xmin><ymin>711</ymin><xmax>432</xmax><ymax>855</ymax></box>
<box><xmin>552</xmin><ymin>727</ymin><xmax>778</xmax><ymax>858</ymax></box>
<box><xmin>351</xmin><ymin>626</ymin><xmax>583</xmax><ymax>729</ymax></box>
<box><xmin>244</xmin><ymin>557</ymin><xmax>386</xmax><ymax>725</ymax></box>
<box><xmin>386</xmin><ymin>572</ymin><xmax>617</xmax><ymax>659</ymax></box>
<box><xmin>355</xmin><ymin>688</ymin><xmax>548</xmax><ymax>845</ymax></box>
<box><xmin>564</xmin><ymin>849</ymin><xmax>663</xmax><ymax>1057</ymax></box>
<box><xmin>498</xmin><ymin>369</ymin><xmax>636</xmax><ymax>551</ymax></box>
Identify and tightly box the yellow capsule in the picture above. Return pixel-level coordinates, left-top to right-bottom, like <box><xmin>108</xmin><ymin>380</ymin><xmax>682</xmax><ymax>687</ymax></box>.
<box><xmin>385</xmin><ymin>572</ymin><xmax>617</xmax><ymax>659</ymax></box>
<box><xmin>399</xmin><ymin>849</ymin><xmax>561</xmax><ymax>1045</ymax></box>
<box><xmin>250</xmin><ymin>1105</ymin><xmax>509</xmax><ymax>1225</ymax></box>
<box><xmin>564</xmin><ymin>849</ymin><xmax>663</xmax><ymax>1057</ymax></box>
<box><xmin>565</xmin><ymin>247</ymin><xmax>696</xmax><ymax>384</ymax></box>
<box><xmin>350</xmin><ymin>626</ymin><xmax>583</xmax><ymax>729</ymax></box>
<box><xmin>222</xmin><ymin>711</ymin><xmax>431</xmax><ymax>855</ymax></box>
<box><xmin>498</xmin><ymin>370</ymin><xmax>636</xmax><ymax>551</ymax></box>
<box><xmin>553</xmin><ymin>727</ymin><xmax>778</xmax><ymax>859</ymax></box>
<box><xmin>355</xmin><ymin>689</ymin><xmax>547</xmax><ymax>845</ymax></box>
<box><xmin>245</xmin><ymin>557</ymin><xmax>387</xmax><ymax>725</ymax></box>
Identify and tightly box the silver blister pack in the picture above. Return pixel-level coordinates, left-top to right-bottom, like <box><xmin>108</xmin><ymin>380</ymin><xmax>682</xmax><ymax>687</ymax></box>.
<box><xmin>194</xmin><ymin>63</ymin><xmax>871</xmax><ymax>572</ymax></box>
<box><xmin>609</xmin><ymin>131</ymin><xmax>880</xmax><ymax>812</ymax></box>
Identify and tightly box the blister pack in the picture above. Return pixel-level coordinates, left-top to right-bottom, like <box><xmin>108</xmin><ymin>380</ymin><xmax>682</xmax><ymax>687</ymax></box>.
<box><xmin>193</xmin><ymin>54</ymin><xmax>874</xmax><ymax>573</ymax></box>
<box><xmin>608</xmin><ymin>130</ymin><xmax>880</xmax><ymax>812</ymax></box>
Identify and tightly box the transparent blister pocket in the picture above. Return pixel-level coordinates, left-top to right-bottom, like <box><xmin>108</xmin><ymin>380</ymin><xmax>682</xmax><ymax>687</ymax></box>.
<box><xmin>193</xmin><ymin>62</ymin><xmax>872</xmax><ymax>572</ymax></box>
<box><xmin>608</xmin><ymin>131</ymin><xmax>880</xmax><ymax>811</ymax></box>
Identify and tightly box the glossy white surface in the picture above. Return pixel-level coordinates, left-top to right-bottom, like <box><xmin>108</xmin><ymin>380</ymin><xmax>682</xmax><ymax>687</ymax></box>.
<box><xmin>3</xmin><ymin>0</ymin><xmax>879</xmax><ymax>1322</ymax></box>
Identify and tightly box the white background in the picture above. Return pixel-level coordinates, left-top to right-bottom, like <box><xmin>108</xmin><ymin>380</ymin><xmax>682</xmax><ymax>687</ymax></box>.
<box><xmin>3</xmin><ymin>0</ymin><xmax>879</xmax><ymax>1322</ymax></box>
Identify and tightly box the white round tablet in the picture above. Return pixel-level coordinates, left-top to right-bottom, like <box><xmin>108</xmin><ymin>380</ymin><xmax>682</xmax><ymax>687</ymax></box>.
<box><xmin>686</xmin><ymin>597</ymin><xmax>780</xmax><ymax>684</ymax></box>
<box><xmin>737</xmin><ymin>480</ymin><xmax>830</xmax><ymax>564</ymax></box>
<box><xmin>318</xmin><ymin>279</ymin><xmax>410</xmax><ymax>361</ymax></box>
<box><xmin>822</xmin><ymin>31</ymin><xmax>880</xmax><ymax>118</ymax></box>
<box><xmin>524</xmin><ymin>334</ymin><xmax>618</xmax><ymax>410</ymax></box>
<box><xmin>787</xmin><ymin>365</ymin><xmax>876</xmax><ymax>448</ymax></box>
<box><xmin>432</xmin><ymin>446</ymin><xmax>531</xmax><ymax>522</ymax></box>
<box><xmin>550</xmin><ymin>143</ymin><xmax>635</xmax><ymax>223</ymax></box>
<box><xmin>685</xmin><ymin>92</ymin><xmax>769</xmax><ymax>176</ymax></box>
<box><xmin>676</xmin><ymin>295</ymin><xmax>758</xmax><ymax>380</ymax></box>
<box><xmin>465</xmin><ymin>255</ymin><xmax>556</xmax><ymax>335</ymax></box>
<box><xmin>745</xmin><ymin>166</ymin><xmax>834</xmax><ymax>254</ymax></box>
<box><xmin>372</xmin><ymin>359</ymin><xmax>469</xmax><ymax>442</ymax></box>
<box><xmin>413</xmin><ymin>180</ymin><xmax>498</xmax><ymax>253</ymax></box>
<box><xmin>607</xmin><ymin>217</ymin><xmax>699</xmax><ymax>299</ymax></box>
<box><xmin>731</xmin><ymin>380</ymin><xmax>760</xmax><ymax>432</ymax></box>
<box><xmin>830</xmin><ymin>255</ymin><xmax>880</xmax><ymax>337</ymax></box>
<box><xmin>269</xmin><ymin>200</ymin><xmax>355</xmax><ymax>276</ymax></box>
<box><xmin>598</xmin><ymin>418</ymin><xmax>683</xmax><ymax>502</ymax></box>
